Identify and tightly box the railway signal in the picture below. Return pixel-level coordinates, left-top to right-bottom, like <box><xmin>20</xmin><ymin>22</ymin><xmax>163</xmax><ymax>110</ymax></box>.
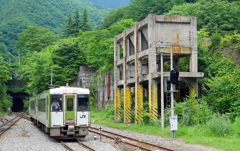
<box><xmin>170</xmin><ymin>69</ymin><xmax>179</xmax><ymax>85</ymax></box>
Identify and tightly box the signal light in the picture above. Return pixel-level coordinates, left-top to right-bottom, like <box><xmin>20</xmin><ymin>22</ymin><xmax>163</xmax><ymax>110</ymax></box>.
<box><xmin>170</xmin><ymin>69</ymin><xmax>179</xmax><ymax>85</ymax></box>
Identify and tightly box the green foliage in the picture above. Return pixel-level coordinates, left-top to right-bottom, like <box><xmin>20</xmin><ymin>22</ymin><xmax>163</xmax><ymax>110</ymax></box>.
<box><xmin>129</xmin><ymin>0</ymin><xmax>177</xmax><ymax>21</ymax></box>
<box><xmin>230</xmin><ymin>117</ymin><xmax>240</xmax><ymax>137</ymax></box>
<box><xmin>23</xmin><ymin>97</ymin><xmax>29</xmax><ymax>112</ymax></box>
<box><xmin>63</xmin><ymin>8</ymin><xmax>91</xmax><ymax>37</ymax></box>
<box><xmin>0</xmin><ymin>42</ymin><xmax>15</xmax><ymax>62</ymax></box>
<box><xmin>15</xmin><ymin>26</ymin><xmax>59</xmax><ymax>60</ymax></box>
<box><xmin>0</xmin><ymin>0</ymin><xmax>110</xmax><ymax>53</ymax></box>
<box><xmin>221</xmin><ymin>34</ymin><xmax>240</xmax><ymax>49</ymax></box>
<box><xmin>168</xmin><ymin>0</ymin><xmax>240</xmax><ymax>31</ymax></box>
<box><xmin>0</xmin><ymin>55</ymin><xmax>12</xmax><ymax>112</ymax></box>
<box><xmin>81</xmin><ymin>8</ymin><xmax>91</xmax><ymax>32</ymax></box>
<box><xmin>89</xmin><ymin>95</ymin><xmax>97</xmax><ymax>109</ymax></box>
<box><xmin>63</xmin><ymin>12</ymin><xmax>74</xmax><ymax>37</ymax></box>
<box><xmin>73</xmin><ymin>9</ymin><xmax>82</xmax><ymax>35</ymax></box>
<box><xmin>210</xmin><ymin>33</ymin><xmax>221</xmax><ymax>47</ymax></box>
<box><xmin>173</xmin><ymin>91</ymin><xmax>212</xmax><ymax>126</ymax></box>
<box><xmin>96</xmin><ymin>5</ymin><xmax>131</xmax><ymax>30</ymax></box>
<box><xmin>207</xmin><ymin>114</ymin><xmax>231</xmax><ymax>136</ymax></box>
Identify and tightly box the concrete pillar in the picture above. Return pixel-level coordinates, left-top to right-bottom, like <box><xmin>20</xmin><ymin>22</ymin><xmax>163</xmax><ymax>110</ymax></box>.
<box><xmin>149</xmin><ymin>80</ymin><xmax>158</xmax><ymax>120</ymax></box>
<box><xmin>124</xmin><ymin>87</ymin><xmax>131</xmax><ymax>124</ymax></box>
<box><xmin>114</xmin><ymin>33</ymin><xmax>121</xmax><ymax>122</ymax></box>
<box><xmin>114</xmin><ymin>89</ymin><xmax>121</xmax><ymax>122</ymax></box>
<box><xmin>134</xmin><ymin>23</ymin><xmax>144</xmax><ymax>122</ymax></box>
<box><xmin>190</xmin><ymin>16</ymin><xmax>198</xmax><ymax>72</ymax></box>
<box><xmin>136</xmin><ymin>85</ymin><xmax>143</xmax><ymax>122</ymax></box>
<box><xmin>148</xmin><ymin>43</ymin><xmax>158</xmax><ymax>121</ymax></box>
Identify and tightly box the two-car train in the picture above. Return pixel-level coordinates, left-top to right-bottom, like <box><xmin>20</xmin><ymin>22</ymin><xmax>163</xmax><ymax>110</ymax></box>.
<box><xmin>29</xmin><ymin>86</ymin><xmax>90</xmax><ymax>139</ymax></box>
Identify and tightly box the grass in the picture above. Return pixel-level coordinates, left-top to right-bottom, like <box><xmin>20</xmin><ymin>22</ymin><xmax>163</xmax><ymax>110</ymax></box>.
<box><xmin>91</xmin><ymin>109</ymin><xmax>240</xmax><ymax>151</ymax></box>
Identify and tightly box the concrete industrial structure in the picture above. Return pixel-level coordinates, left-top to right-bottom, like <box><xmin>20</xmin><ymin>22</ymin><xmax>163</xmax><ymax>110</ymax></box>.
<box><xmin>114</xmin><ymin>14</ymin><xmax>204</xmax><ymax>124</ymax></box>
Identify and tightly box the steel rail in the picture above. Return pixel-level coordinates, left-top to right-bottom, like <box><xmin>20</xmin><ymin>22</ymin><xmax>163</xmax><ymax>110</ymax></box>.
<box><xmin>60</xmin><ymin>141</ymin><xmax>74</xmax><ymax>151</ymax></box>
<box><xmin>0</xmin><ymin>116</ymin><xmax>18</xmax><ymax>128</ymax></box>
<box><xmin>89</xmin><ymin>127</ymin><xmax>175</xmax><ymax>151</ymax></box>
<box><xmin>77</xmin><ymin>140</ymin><xmax>96</xmax><ymax>151</ymax></box>
<box><xmin>0</xmin><ymin>116</ymin><xmax>21</xmax><ymax>137</ymax></box>
<box><xmin>89</xmin><ymin>129</ymin><xmax>152</xmax><ymax>151</ymax></box>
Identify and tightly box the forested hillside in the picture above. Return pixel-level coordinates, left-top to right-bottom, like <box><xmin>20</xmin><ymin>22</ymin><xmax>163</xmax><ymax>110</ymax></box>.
<box><xmin>0</xmin><ymin>0</ymin><xmax>110</xmax><ymax>54</ymax></box>
<box><xmin>80</xmin><ymin>0</ymin><xmax>130</xmax><ymax>8</ymax></box>
<box><xmin>1</xmin><ymin>0</ymin><xmax>240</xmax><ymax>149</ymax></box>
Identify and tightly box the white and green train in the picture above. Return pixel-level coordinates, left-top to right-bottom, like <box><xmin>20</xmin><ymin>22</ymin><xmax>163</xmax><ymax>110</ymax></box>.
<box><xmin>29</xmin><ymin>86</ymin><xmax>90</xmax><ymax>139</ymax></box>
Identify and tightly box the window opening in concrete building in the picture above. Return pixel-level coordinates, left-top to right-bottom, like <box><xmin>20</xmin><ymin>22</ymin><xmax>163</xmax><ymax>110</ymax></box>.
<box><xmin>141</xmin><ymin>31</ymin><xmax>148</xmax><ymax>51</ymax></box>
<box><xmin>119</xmin><ymin>65</ymin><xmax>123</xmax><ymax>80</ymax></box>
<box><xmin>141</xmin><ymin>59</ymin><xmax>149</xmax><ymax>75</ymax></box>
<box><xmin>178</xmin><ymin>57</ymin><xmax>189</xmax><ymax>72</ymax></box>
<box><xmin>128</xmin><ymin>63</ymin><xmax>135</xmax><ymax>78</ymax></box>
<box><xmin>128</xmin><ymin>38</ymin><xmax>135</xmax><ymax>56</ymax></box>
<box><xmin>119</xmin><ymin>44</ymin><xmax>123</xmax><ymax>59</ymax></box>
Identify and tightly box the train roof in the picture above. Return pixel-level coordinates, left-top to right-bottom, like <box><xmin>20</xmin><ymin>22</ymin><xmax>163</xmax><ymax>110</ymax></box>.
<box><xmin>50</xmin><ymin>86</ymin><xmax>89</xmax><ymax>95</ymax></box>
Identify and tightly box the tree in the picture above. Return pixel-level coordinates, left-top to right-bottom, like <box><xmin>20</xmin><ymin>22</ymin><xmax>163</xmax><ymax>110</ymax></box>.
<box><xmin>167</xmin><ymin>0</ymin><xmax>240</xmax><ymax>31</ymax></box>
<box><xmin>81</xmin><ymin>8</ymin><xmax>91</xmax><ymax>32</ymax></box>
<box><xmin>52</xmin><ymin>42</ymin><xmax>86</xmax><ymax>82</ymax></box>
<box><xmin>96</xmin><ymin>5</ymin><xmax>131</xmax><ymax>30</ymax></box>
<box><xmin>0</xmin><ymin>42</ymin><xmax>15</xmax><ymax>62</ymax></box>
<box><xmin>0</xmin><ymin>55</ymin><xmax>11</xmax><ymax>112</ymax></box>
<box><xmin>129</xmin><ymin>0</ymin><xmax>183</xmax><ymax>21</ymax></box>
<box><xmin>72</xmin><ymin>8</ymin><xmax>81</xmax><ymax>36</ymax></box>
<box><xmin>15</xmin><ymin>26</ymin><xmax>59</xmax><ymax>53</ymax></box>
<box><xmin>63</xmin><ymin>12</ymin><xmax>74</xmax><ymax>37</ymax></box>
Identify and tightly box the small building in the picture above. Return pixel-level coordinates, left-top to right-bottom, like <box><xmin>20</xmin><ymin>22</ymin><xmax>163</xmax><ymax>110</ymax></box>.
<box><xmin>114</xmin><ymin>14</ymin><xmax>204</xmax><ymax>123</ymax></box>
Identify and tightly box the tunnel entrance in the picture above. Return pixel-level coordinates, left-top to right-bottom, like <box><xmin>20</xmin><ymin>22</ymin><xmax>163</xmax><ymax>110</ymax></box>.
<box><xmin>12</xmin><ymin>98</ymin><xmax>24</xmax><ymax>112</ymax></box>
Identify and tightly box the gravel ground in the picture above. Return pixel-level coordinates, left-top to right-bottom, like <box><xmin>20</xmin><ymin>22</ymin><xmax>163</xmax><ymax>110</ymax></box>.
<box><xmin>90</xmin><ymin>124</ymin><xmax>224</xmax><ymax>151</ymax></box>
<box><xmin>0</xmin><ymin>114</ymin><xmax>117</xmax><ymax>151</ymax></box>
<box><xmin>0</xmin><ymin>114</ymin><xmax>224</xmax><ymax>151</ymax></box>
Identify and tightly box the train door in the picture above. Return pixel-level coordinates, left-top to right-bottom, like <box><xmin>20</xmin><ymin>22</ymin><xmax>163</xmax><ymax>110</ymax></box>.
<box><xmin>65</xmin><ymin>95</ymin><xmax>75</xmax><ymax>124</ymax></box>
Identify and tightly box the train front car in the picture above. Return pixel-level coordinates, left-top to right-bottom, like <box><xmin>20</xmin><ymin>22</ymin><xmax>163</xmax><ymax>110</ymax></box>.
<box><xmin>50</xmin><ymin>87</ymin><xmax>90</xmax><ymax>138</ymax></box>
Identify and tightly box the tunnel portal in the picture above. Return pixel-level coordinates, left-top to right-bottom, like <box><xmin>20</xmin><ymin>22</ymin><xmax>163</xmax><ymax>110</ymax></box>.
<box><xmin>12</xmin><ymin>98</ymin><xmax>24</xmax><ymax>112</ymax></box>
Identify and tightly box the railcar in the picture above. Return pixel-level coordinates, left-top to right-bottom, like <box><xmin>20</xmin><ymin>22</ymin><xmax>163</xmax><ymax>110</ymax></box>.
<box><xmin>29</xmin><ymin>86</ymin><xmax>90</xmax><ymax>139</ymax></box>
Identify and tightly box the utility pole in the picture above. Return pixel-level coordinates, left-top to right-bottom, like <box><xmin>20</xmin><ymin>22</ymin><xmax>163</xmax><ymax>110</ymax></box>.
<box><xmin>48</xmin><ymin>66</ymin><xmax>55</xmax><ymax>89</ymax></box>
<box><xmin>51</xmin><ymin>66</ymin><xmax>53</xmax><ymax>87</ymax></box>
<box><xmin>156</xmin><ymin>40</ymin><xmax>169</xmax><ymax>129</ymax></box>
<box><xmin>169</xmin><ymin>44</ymin><xmax>178</xmax><ymax>139</ymax></box>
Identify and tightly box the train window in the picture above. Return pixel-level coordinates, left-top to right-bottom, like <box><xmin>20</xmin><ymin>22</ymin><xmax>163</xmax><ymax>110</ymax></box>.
<box><xmin>77</xmin><ymin>95</ymin><xmax>89</xmax><ymax>111</ymax></box>
<box><xmin>67</xmin><ymin>98</ymin><xmax>73</xmax><ymax>111</ymax></box>
<box><xmin>50</xmin><ymin>95</ymin><xmax>63</xmax><ymax>112</ymax></box>
<box><xmin>38</xmin><ymin>98</ymin><xmax>46</xmax><ymax>112</ymax></box>
<box><xmin>30</xmin><ymin>101</ymin><xmax>35</xmax><ymax>110</ymax></box>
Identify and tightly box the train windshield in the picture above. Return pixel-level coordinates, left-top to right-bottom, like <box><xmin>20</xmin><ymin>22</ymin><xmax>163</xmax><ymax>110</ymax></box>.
<box><xmin>50</xmin><ymin>95</ymin><xmax>63</xmax><ymax>112</ymax></box>
<box><xmin>77</xmin><ymin>95</ymin><xmax>89</xmax><ymax>111</ymax></box>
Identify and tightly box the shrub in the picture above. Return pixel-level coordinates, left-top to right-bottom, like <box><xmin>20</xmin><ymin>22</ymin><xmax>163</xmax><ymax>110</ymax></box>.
<box><xmin>210</xmin><ymin>32</ymin><xmax>221</xmax><ymax>47</ymax></box>
<box><xmin>89</xmin><ymin>95</ymin><xmax>97</xmax><ymax>110</ymax></box>
<box><xmin>206</xmin><ymin>114</ymin><xmax>231</xmax><ymax>136</ymax></box>
<box><xmin>230</xmin><ymin>116</ymin><xmax>240</xmax><ymax>137</ymax></box>
<box><xmin>174</xmin><ymin>91</ymin><xmax>212</xmax><ymax>126</ymax></box>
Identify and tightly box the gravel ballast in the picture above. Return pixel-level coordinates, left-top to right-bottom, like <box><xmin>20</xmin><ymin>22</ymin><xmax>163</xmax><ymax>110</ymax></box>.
<box><xmin>0</xmin><ymin>114</ymin><xmax>223</xmax><ymax>151</ymax></box>
<box><xmin>0</xmin><ymin>115</ymin><xmax>116</xmax><ymax>151</ymax></box>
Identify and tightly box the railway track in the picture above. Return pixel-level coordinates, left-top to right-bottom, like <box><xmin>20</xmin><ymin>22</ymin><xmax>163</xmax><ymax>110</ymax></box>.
<box><xmin>0</xmin><ymin>116</ymin><xmax>21</xmax><ymax>137</ymax></box>
<box><xmin>89</xmin><ymin>126</ymin><xmax>175</xmax><ymax>151</ymax></box>
<box><xmin>59</xmin><ymin>140</ymin><xmax>96</xmax><ymax>151</ymax></box>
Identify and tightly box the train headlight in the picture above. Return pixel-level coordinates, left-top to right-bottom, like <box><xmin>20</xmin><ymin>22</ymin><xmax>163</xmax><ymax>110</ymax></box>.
<box><xmin>66</xmin><ymin>89</ymin><xmax>74</xmax><ymax>94</ymax></box>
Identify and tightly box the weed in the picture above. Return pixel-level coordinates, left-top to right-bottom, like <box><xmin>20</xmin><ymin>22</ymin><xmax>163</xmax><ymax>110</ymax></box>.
<box><xmin>207</xmin><ymin>114</ymin><xmax>231</xmax><ymax>136</ymax></box>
